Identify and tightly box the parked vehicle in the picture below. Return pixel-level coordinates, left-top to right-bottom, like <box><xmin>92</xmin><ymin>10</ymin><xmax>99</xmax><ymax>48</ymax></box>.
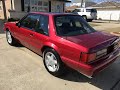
<box><xmin>72</xmin><ymin>8</ymin><xmax>97</xmax><ymax>21</ymax></box>
<box><xmin>4</xmin><ymin>12</ymin><xmax>120</xmax><ymax>78</ymax></box>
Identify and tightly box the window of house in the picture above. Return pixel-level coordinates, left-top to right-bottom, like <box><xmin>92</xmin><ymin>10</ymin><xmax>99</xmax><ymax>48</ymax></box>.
<box><xmin>0</xmin><ymin>1</ymin><xmax>2</xmax><ymax>11</ymax></box>
<box><xmin>24</xmin><ymin>0</ymin><xmax>49</xmax><ymax>12</ymax></box>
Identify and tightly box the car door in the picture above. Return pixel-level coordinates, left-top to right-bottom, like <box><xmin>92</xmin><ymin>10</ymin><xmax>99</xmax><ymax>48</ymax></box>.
<box><xmin>15</xmin><ymin>14</ymin><xmax>40</xmax><ymax>49</ymax></box>
<box><xmin>29</xmin><ymin>15</ymin><xmax>49</xmax><ymax>55</ymax></box>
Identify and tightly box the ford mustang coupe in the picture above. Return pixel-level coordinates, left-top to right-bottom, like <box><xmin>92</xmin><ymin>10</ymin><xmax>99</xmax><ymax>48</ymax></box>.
<box><xmin>4</xmin><ymin>12</ymin><xmax>120</xmax><ymax>78</ymax></box>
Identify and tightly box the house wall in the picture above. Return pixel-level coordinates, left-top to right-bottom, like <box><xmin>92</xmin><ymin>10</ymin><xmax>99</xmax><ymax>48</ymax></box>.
<box><xmin>0</xmin><ymin>0</ymin><xmax>66</xmax><ymax>19</ymax></box>
<box><xmin>10</xmin><ymin>0</ymin><xmax>65</xmax><ymax>19</ymax></box>
<box><xmin>0</xmin><ymin>0</ymin><xmax>11</xmax><ymax>19</ymax></box>
<box><xmin>97</xmin><ymin>10</ymin><xmax>120</xmax><ymax>21</ymax></box>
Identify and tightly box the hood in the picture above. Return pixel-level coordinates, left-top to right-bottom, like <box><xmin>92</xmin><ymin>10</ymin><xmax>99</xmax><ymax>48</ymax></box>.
<box><xmin>65</xmin><ymin>31</ymin><xmax>118</xmax><ymax>53</ymax></box>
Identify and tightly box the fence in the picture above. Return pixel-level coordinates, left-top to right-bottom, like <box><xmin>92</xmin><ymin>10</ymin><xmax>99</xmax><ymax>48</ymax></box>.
<box><xmin>97</xmin><ymin>10</ymin><xmax>120</xmax><ymax>21</ymax></box>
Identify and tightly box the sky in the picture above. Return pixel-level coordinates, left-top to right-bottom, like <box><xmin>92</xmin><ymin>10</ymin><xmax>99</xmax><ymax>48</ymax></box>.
<box><xmin>66</xmin><ymin>0</ymin><xmax>120</xmax><ymax>6</ymax></box>
<box><xmin>72</xmin><ymin>0</ymin><xmax>120</xmax><ymax>3</ymax></box>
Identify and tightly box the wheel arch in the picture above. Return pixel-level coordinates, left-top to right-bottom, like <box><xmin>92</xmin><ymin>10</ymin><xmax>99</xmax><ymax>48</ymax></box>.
<box><xmin>4</xmin><ymin>24</ymin><xmax>11</xmax><ymax>31</ymax></box>
<box><xmin>41</xmin><ymin>42</ymin><xmax>61</xmax><ymax>55</ymax></box>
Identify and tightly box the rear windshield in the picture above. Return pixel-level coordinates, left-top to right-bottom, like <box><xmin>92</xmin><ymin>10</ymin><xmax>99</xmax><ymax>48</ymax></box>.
<box><xmin>54</xmin><ymin>15</ymin><xmax>96</xmax><ymax>36</ymax></box>
<box><xmin>86</xmin><ymin>9</ymin><xmax>97</xmax><ymax>12</ymax></box>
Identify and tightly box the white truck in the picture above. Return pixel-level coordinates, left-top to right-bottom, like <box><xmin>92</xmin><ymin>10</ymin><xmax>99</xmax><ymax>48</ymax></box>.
<box><xmin>72</xmin><ymin>8</ymin><xmax>97</xmax><ymax>22</ymax></box>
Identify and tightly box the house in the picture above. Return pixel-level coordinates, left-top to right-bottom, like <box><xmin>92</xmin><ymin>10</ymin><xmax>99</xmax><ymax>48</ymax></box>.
<box><xmin>90</xmin><ymin>1</ymin><xmax>120</xmax><ymax>21</ymax></box>
<box><xmin>0</xmin><ymin>0</ymin><xmax>71</xmax><ymax>20</ymax></box>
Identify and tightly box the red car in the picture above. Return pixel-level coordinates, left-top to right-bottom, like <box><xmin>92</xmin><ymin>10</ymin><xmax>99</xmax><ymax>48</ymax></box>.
<box><xmin>4</xmin><ymin>12</ymin><xmax>120</xmax><ymax>78</ymax></box>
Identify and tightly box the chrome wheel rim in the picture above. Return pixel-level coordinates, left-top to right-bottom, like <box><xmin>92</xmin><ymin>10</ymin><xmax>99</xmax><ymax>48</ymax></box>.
<box><xmin>45</xmin><ymin>52</ymin><xmax>59</xmax><ymax>72</ymax></box>
<box><xmin>7</xmin><ymin>31</ymin><xmax>12</xmax><ymax>44</ymax></box>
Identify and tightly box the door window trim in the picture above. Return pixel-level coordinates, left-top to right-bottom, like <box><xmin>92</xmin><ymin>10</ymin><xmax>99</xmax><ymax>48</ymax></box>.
<box><xmin>18</xmin><ymin>13</ymin><xmax>49</xmax><ymax>36</ymax></box>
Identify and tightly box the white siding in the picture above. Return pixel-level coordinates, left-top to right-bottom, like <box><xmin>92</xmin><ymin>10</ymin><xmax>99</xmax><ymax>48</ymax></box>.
<box><xmin>97</xmin><ymin>10</ymin><xmax>120</xmax><ymax>21</ymax></box>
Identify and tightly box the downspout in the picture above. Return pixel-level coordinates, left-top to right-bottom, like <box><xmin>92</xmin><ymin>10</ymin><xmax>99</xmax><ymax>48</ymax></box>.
<box><xmin>2</xmin><ymin>0</ymin><xmax>7</xmax><ymax>20</ymax></box>
<box><xmin>81</xmin><ymin>0</ymin><xmax>84</xmax><ymax>8</ymax></box>
<box><xmin>11</xmin><ymin>0</ymin><xmax>13</xmax><ymax>10</ymax></box>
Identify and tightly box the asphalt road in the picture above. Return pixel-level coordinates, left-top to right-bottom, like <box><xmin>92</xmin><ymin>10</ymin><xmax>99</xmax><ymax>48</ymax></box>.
<box><xmin>0</xmin><ymin>21</ymin><xmax>120</xmax><ymax>90</ymax></box>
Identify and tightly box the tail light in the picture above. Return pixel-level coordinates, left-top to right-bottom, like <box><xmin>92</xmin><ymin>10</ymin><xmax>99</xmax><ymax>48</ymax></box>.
<box><xmin>81</xmin><ymin>53</ymin><xmax>96</xmax><ymax>63</ymax></box>
<box><xmin>81</xmin><ymin>48</ymin><xmax>108</xmax><ymax>63</ymax></box>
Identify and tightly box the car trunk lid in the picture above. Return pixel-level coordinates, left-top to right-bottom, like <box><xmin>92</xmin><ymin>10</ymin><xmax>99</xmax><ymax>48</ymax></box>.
<box><xmin>65</xmin><ymin>31</ymin><xmax>118</xmax><ymax>53</ymax></box>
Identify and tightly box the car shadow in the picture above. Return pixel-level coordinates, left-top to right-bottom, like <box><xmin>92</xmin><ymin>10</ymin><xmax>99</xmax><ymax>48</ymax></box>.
<box><xmin>58</xmin><ymin>58</ymin><xmax>120</xmax><ymax>90</ymax></box>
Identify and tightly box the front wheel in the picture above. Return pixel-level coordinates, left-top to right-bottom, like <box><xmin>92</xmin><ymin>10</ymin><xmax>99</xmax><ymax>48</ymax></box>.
<box><xmin>6</xmin><ymin>30</ymin><xmax>17</xmax><ymax>46</ymax></box>
<box><xmin>43</xmin><ymin>48</ymin><xmax>65</xmax><ymax>76</ymax></box>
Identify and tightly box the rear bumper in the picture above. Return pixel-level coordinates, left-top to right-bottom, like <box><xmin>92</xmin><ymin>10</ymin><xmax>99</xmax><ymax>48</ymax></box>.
<box><xmin>62</xmin><ymin>48</ymin><xmax>120</xmax><ymax>78</ymax></box>
<box><xmin>78</xmin><ymin>48</ymin><xmax>120</xmax><ymax>78</ymax></box>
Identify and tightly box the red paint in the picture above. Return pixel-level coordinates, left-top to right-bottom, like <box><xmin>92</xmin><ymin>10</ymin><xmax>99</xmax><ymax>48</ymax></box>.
<box><xmin>4</xmin><ymin>12</ymin><xmax>120</xmax><ymax>77</ymax></box>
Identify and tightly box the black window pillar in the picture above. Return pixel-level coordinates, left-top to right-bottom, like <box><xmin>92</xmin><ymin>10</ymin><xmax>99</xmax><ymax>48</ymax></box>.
<box><xmin>49</xmin><ymin>1</ymin><xmax>51</xmax><ymax>12</ymax></box>
<box><xmin>21</xmin><ymin>0</ymin><xmax>24</xmax><ymax>11</ymax></box>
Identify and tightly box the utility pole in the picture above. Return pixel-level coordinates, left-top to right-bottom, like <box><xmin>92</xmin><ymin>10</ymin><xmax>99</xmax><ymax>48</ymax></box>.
<box><xmin>81</xmin><ymin>0</ymin><xmax>84</xmax><ymax>8</ymax></box>
<box><xmin>2</xmin><ymin>0</ymin><xmax>7</xmax><ymax>20</ymax></box>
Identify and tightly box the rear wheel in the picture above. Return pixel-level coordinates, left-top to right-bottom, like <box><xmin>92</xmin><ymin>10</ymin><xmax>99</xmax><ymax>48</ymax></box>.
<box><xmin>43</xmin><ymin>48</ymin><xmax>65</xmax><ymax>76</ymax></box>
<box><xmin>6</xmin><ymin>30</ymin><xmax>17</xmax><ymax>46</ymax></box>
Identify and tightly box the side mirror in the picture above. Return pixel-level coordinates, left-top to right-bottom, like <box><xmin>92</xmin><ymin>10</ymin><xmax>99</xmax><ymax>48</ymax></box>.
<box><xmin>16</xmin><ymin>23</ymin><xmax>21</xmax><ymax>27</ymax></box>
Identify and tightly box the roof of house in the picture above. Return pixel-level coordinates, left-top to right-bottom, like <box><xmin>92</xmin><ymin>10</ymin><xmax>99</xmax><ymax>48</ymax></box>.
<box><xmin>65</xmin><ymin>5</ymin><xmax>79</xmax><ymax>10</ymax></box>
<box><xmin>91</xmin><ymin>1</ymin><xmax>120</xmax><ymax>8</ymax></box>
<box><xmin>59</xmin><ymin>0</ymin><xmax>71</xmax><ymax>2</ymax></box>
<box><xmin>65</xmin><ymin>1</ymin><xmax>96</xmax><ymax>11</ymax></box>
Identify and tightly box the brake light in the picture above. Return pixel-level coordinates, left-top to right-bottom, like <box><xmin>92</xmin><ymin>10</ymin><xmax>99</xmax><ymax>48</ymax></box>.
<box><xmin>81</xmin><ymin>53</ymin><xmax>96</xmax><ymax>63</ymax></box>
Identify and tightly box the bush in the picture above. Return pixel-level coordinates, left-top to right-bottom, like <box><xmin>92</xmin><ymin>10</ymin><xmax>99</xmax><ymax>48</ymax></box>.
<box><xmin>8</xmin><ymin>18</ymin><xmax>20</xmax><ymax>22</ymax></box>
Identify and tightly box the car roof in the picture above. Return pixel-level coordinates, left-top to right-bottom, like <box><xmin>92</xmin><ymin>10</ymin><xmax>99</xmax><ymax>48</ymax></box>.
<box><xmin>76</xmin><ymin>8</ymin><xmax>95</xmax><ymax>9</ymax></box>
<box><xmin>30</xmin><ymin>12</ymin><xmax>76</xmax><ymax>16</ymax></box>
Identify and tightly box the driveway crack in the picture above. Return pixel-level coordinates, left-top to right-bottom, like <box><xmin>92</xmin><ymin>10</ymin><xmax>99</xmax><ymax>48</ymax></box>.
<box><xmin>110</xmin><ymin>78</ymin><xmax>120</xmax><ymax>90</ymax></box>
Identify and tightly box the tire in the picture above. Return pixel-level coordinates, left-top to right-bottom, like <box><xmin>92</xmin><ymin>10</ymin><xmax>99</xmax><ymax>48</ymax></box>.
<box><xmin>6</xmin><ymin>30</ymin><xmax>17</xmax><ymax>46</ymax></box>
<box><xmin>43</xmin><ymin>48</ymin><xmax>65</xmax><ymax>76</ymax></box>
<box><xmin>82</xmin><ymin>16</ymin><xmax>87</xmax><ymax>21</ymax></box>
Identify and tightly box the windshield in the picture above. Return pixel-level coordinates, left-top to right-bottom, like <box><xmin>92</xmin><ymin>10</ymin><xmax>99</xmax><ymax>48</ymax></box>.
<box><xmin>54</xmin><ymin>15</ymin><xmax>96</xmax><ymax>36</ymax></box>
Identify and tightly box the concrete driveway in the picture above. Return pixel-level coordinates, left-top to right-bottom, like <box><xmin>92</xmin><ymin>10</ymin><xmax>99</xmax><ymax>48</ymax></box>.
<box><xmin>0</xmin><ymin>21</ymin><xmax>120</xmax><ymax>90</ymax></box>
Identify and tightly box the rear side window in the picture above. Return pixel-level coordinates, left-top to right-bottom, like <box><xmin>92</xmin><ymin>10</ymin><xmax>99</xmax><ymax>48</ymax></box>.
<box><xmin>54</xmin><ymin>15</ymin><xmax>96</xmax><ymax>36</ymax></box>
